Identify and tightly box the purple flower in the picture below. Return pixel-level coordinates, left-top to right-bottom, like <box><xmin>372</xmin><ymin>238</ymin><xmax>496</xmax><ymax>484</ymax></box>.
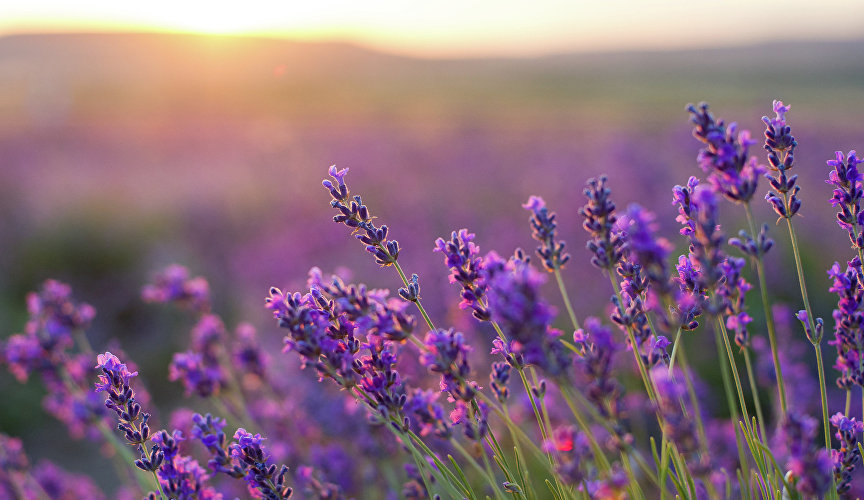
<box><xmin>229</xmin><ymin>428</ymin><xmax>293</xmax><ymax>499</ymax></box>
<box><xmin>548</xmin><ymin>426</ymin><xmax>591</xmax><ymax>485</ymax></box>
<box><xmin>573</xmin><ymin>317</ymin><xmax>628</xmax><ymax>441</ymax></box>
<box><xmin>232</xmin><ymin>323</ymin><xmax>270</xmax><ymax>382</ymax></box>
<box><xmin>826</xmin><ymin>259</ymin><xmax>864</xmax><ymax>388</ymax></box>
<box><xmin>687</xmin><ymin>102</ymin><xmax>764</xmax><ymax>203</ymax></box>
<box><xmin>192</xmin><ymin>413</ymin><xmax>245</xmax><ymax>478</ymax></box>
<box><xmin>151</xmin><ymin>430</ymin><xmax>222</xmax><ymax>500</ymax></box>
<box><xmin>580</xmin><ymin>176</ymin><xmax>626</xmax><ymax>270</ymax></box>
<box><xmin>169</xmin><ymin>351</ymin><xmax>224</xmax><ymax>398</ymax></box>
<box><xmin>484</xmin><ymin>253</ymin><xmax>570</xmax><ymax>376</ymax></box>
<box><xmin>323</xmin><ymin>166</ymin><xmax>400</xmax><ymax>266</ymax></box>
<box><xmin>434</xmin><ymin>229</ymin><xmax>490</xmax><ymax>321</ymax></box>
<box><xmin>651</xmin><ymin>367</ymin><xmax>709</xmax><ymax>474</ymax></box>
<box><xmin>33</xmin><ymin>459</ymin><xmax>107</xmax><ymax>500</ymax></box>
<box><xmin>141</xmin><ymin>264</ymin><xmax>211</xmax><ymax>312</ymax></box>
<box><xmin>826</xmin><ymin>150</ymin><xmax>864</xmax><ymax>248</ymax></box>
<box><xmin>420</xmin><ymin>328</ymin><xmax>477</xmax><ymax>402</ymax></box>
<box><xmin>729</xmin><ymin>223</ymin><xmax>774</xmax><ymax>259</ymax></box>
<box><xmin>94</xmin><ymin>351</ymin><xmax>166</xmax><ymax>482</ymax></box>
<box><xmin>718</xmin><ymin>257</ymin><xmax>753</xmax><ymax>347</ymax></box>
<box><xmin>619</xmin><ymin>204</ymin><xmax>677</xmax><ymax>304</ymax></box>
<box><xmin>489</xmin><ymin>361</ymin><xmax>511</xmax><ymax>404</ymax></box>
<box><xmin>94</xmin><ymin>351</ymin><xmax>138</xmax><ymax>393</ymax></box>
<box><xmin>762</xmin><ymin>100</ymin><xmax>802</xmax><ymax>219</ymax></box>
<box><xmin>405</xmin><ymin>389</ymin><xmax>452</xmax><ymax>439</ymax></box>
<box><xmin>673</xmin><ymin>181</ymin><xmax>726</xmax><ymax>309</ymax></box>
<box><xmin>523</xmin><ymin>195</ymin><xmax>571</xmax><ymax>271</ymax></box>
<box><xmin>781</xmin><ymin>412</ymin><xmax>833</xmax><ymax>498</ymax></box>
<box><xmin>830</xmin><ymin>412</ymin><xmax>863</xmax><ymax>494</ymax></box>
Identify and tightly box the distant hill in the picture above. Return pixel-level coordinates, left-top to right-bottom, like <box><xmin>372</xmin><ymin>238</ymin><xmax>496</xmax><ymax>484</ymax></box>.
<box><xmin>0</xmin><ymin>32</ymin><xmax>862</xmax><ymax>123</ymax></box>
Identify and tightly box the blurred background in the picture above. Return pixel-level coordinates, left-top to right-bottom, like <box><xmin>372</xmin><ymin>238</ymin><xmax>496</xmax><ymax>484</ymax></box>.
<box><xmin>2</xmin><ymin>0</ymin><xmax>864</xmax><ymax>494</ymax></box>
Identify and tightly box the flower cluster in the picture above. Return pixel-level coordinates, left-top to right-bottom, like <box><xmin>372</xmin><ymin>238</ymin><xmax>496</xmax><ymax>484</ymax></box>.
<box><xmin>781</xmin><ymin>412</ymin><xmax>833</xmax><ymax>499</ymax></box>
<box><xmin>266</xmin><ymin>271</ymin><xmax>415</xmax><ymax>428</ymax></box>
<box><xmin>0</xmin><ymin>433</ymin><xmax>106</xmax><ymax>499</ymax></box>
<box><xmin>687</xmin><ymin>101</ymin><xmax>763</xmax><ymax>204</ymax></box>
<box><xmin>229</xmin><ymin>429</ymin><xmax>293</xmax><ymax>499</ymax></box>
<box><xmin>434</xmin><ymin>229</ymin><xmax>490</xmax><ymax>321</ymax></box>
<box><xmin>763</xmin><ymin>100</ymin><xmax>802</xmax><ymax>219</ymax></box>
<box><xmin>830</xmin><ymin>413</ymin><xmax>863</xmax><ymax>494</ymax></box>
<box><xmin>94</xmin><ymin>352</ymin><xmax>163</xmax><ymax>474</ymax></box>
<box><xmin>827</xmin><ymin>258</ymin><xmax>864</xmax><ymax>388</ymax></box>
<box><xmin>11</xmin><ymin>99</ymin><xmax>864</xmax><ymax>499</ymax></box>
<box><xmin>169</xmin><ymin>315</ymin><xmax>228</xmax><ymax>397</ymax></box>
<box><xmin>827</xmin><ymin>150</ymin><xmax>864</xmax><ymax>249</ymax></box>
<box><xmin>580</xmin><ymin>176</ymin><xmax>626</xmax><ymax>270</ymax></box>
<box><xmin>141</xmin><ymin>264</ymin><xmax>211</xmax><ymax>312</ymax></box>
<box><xmin>483</xmin><ymin>252</ymin><xmax>570</xmax><ymax>376</ymax></box>
<box><xmin>324</xmin><ymin>165</ymin><xmax>400</xmax><ymax>266</ymax></box>
<box><xmin>523</xmin><ymin>195</ymin><xmax>571</xmax><ymax>271</ymax></box>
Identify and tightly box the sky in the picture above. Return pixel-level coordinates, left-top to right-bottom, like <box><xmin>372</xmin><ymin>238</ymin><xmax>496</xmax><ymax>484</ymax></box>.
<box><xmin>1</xmin><ymin>0</ymin><xmax>863</xmax><ymax>58</ymax></box>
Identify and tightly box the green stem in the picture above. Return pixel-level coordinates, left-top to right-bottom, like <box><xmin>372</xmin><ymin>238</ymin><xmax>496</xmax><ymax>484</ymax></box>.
<box><xmin>553</xmin><ymin>268</ymin><xmax>580</xmax><ymax>331</ymax></box>
<box><xmin>606</xmin><ymin>270</ymin><xmax>658</xmax><ymax>404</ymax></box>
<box><xmin>716</xmin><ymin>317</ymin><xmax>755</xmax><ymax>438</ymax></box>
<box><xmin>675</xmin><ymin>345</ymin><xmax>710</xmax><ymax>462</ymax></box>
<box><xmin>742</xmin><ymin>349</ymin><xmax>768</xmax><ymax>442</ymax></box>
<box><xmin>784</xmin><ymin>217</ymin><xmax>834</xmax><ymax>461</ymax></box>
<box><xmin>667</xmin><ymin>327</ymin><xmax>683</xmax><ymax>376</ymax></box>
<box><xmin>556</xmin><ymin>385</ymin><xmax>612</xmax><ymax>473</ymax></box>
<box><xmin>814</xmin><ymin>344</ymin><xmax>832</xmax><ymax>450</ymax></box>
<box><xmin>714</xmin><ymin>328</ymin><xmax>750</xmax><ymax>488</ymax></box>
<box><xmin>558</xmin><ymin>384</ymin><xmax>658</xmax><ymax>486</ymax></box>
<box><xmin>450</xmin><ymin>440</ymin><xmax>497</xmax><ymax>500</ymax></box>
<box><xmin>784</xmin><ymin>218</ymin><xmax>817</xmax><ymax>337</ymax></box>
<box><xmin>390</xmin><ymin>258</ymin><xmax>437</xmax><ymax>331</ymax></box>
<box><xmin>743</xmin><ymin>202</ymin><xmax>787</xmax><ymax>415</ymax></box>
<box><xmin>846</xmin><ymin>390</ymin><xmax>851</xmax><ymax>417</ymax></box>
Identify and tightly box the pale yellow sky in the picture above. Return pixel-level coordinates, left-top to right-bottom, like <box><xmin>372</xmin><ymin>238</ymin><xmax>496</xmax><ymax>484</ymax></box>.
<box><xmin>1</xmin><ymin>0</ymin><xmax>862</xmax><ymax>57</ymax></box>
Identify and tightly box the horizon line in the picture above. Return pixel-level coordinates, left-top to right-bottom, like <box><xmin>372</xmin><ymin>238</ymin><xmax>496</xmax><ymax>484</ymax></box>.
<box><xmin>1</xmin><ymin>28</ymin><xmax>862</xmax><ymax>60</ymax></box>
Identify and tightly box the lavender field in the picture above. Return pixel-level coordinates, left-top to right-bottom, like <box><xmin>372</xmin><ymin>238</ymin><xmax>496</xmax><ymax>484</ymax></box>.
<box><xmin>2</xmin><ymin>33</ymin><xmax>864</xmax><ymax>499</ymax></box>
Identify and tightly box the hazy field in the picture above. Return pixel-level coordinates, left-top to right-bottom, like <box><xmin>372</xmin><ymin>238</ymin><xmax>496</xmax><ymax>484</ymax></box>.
<box><xmin>2</xmin><ymin>33</ymin><xmax>864</xmax><ymax>492</ymax></box>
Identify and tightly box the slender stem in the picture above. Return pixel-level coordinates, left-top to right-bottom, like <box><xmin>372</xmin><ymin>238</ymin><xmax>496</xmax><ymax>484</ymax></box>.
<box><xmin>784</xmin><ymin>218</ymin><xmax>817</xmax><ymax>337</ymax></box>
<box><xmin>450</xmin><ymin>440</ymin><xmax>498</xmax><ymax>500</ymax></box>
<box><xmin>714</xmin><ymin>328</ymin><xmax>750</xmax><ymax>485</ymax></box>
<box><xmin>743</xmin><ymin>202</ymin><xmax>787</xmax><ymax>415</ymax></box>
<box><xmin>558</xmin><ymin>384</ymin><xmax>658</xmax><ymax>485</ymax></box>
<box><xmin>556</xmin><ymin>385</ymin><xmax>612</xmax><ymax>473</ymax></box>
<box><xmin>667</xmin><ymin>327</ymin><xmax>684</xmax><ymax>375</ymax></box>
<box><xmin>675</xmin><ymin>345</ymin><xmax>710</xmax><ymax>461</ymax></box>
<box><xmin>490</xmin><ymin>322</ymin><xmax>556</xmax><ymax>464</ymax></box>
<box><xmin>814</xmin><ymin>344</ymin><xmax>832</xmax><ymax>450</ymax></box>
<box><xmin>742</xmin><ymin>349</ymin><xmax>768</xmax><ymax>442</ymax></box>
<box><xmin>528</xmin><ymin>369</ymin><xmax>568</xmax><ymax>499</ymax></box>
<box><xmin>553</xmin><ymin>268</ymin><xmax>580</xmax><ymax>331</ymax></box>
<box><xmin>716</xmin><ymin>317</ymin><xmax>754</xmax><ymax>437</ymax></box>
<box><xmin>606</xmin><ymin>270</ymin><xmax>658</xmax><ymax>404</ymax></box>
<box><xmin>846</xmin><ymin>389</ymin><xmax>852</xmax><ymax>417</ymax></box>
<box><xmin>785</xmin><ymin>217</ymin><xmax>834</xmax><ymax>460</ymax></box>
<box><xmin>390</xmin><ymin>258</ymin><xmax>436</xmax><ymax>331</ymax></box>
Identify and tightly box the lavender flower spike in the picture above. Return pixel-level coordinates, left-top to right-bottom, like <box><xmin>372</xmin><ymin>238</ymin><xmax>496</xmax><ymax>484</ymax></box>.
<box><xmin>687</xmin><ymin>102</ymin><xmax>764</xmax><ymax>204</ymax></box>
<box><xmin>95</xmin><ymin>352</ymin><xmax>168</xmax><ymax>498</ymax></box>
<box><xmin>323</xmin><ymin>166</ymin><xmax>400</xmax><ymax>266</ymax></box>
<box><xmin>830</xmin><ymin>412</ymin><xmax>863</xmax><ymax>494</ymax></box>
<box><xmin>230</xmin><ymin>428</ymin><xmax>293</xmax><ymax>499</ymax></box>
<box><xmin>763</xmin><ymin>100</ymin><xmax>802</xmax><ymax>219</ymax></box>
<box><xmin>523</xmin><ymin>195</ymin><xmax>570</xmax><ymax>271</ymax></box>
<box><xmin>826</xmin><ymin>150</ymin><xmax>864</xmax><ymax>249</ymax></box>
<box><xmin>580</xmin><ymin>176</ymin><xmax>625</xmax><ymax>270</ymax></box>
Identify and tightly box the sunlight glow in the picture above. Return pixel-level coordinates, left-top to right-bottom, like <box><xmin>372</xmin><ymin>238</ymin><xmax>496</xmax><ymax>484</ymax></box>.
<box><xmin>1</xmin><ymin>0</ymin><xmax>863</xmax><ymax>57</ymax></box>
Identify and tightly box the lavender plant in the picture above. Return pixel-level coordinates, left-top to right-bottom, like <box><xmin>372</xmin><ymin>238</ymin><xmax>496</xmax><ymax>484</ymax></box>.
<box><xmin>3</xmin><ymin>100</ymin><xmax>864</xmax><ymax>500</ymax></box>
